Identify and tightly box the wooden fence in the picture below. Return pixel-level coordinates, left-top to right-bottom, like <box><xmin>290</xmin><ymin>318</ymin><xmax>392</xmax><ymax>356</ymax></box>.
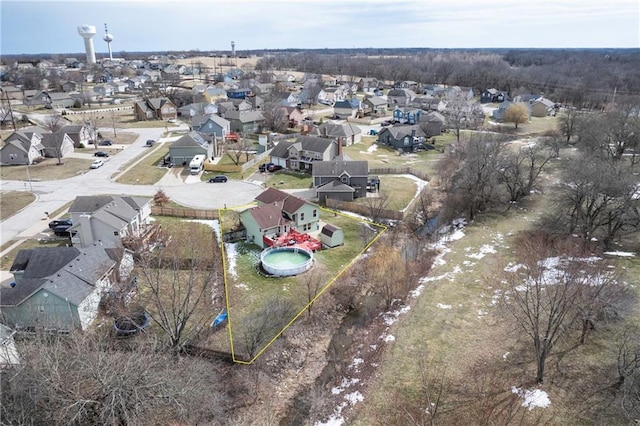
<box><xmin>151</xmin><ymin>206</ymin><xmax>219</xmax><ymax>219</ymax></box>
<box><xmin>325</xmin><ymin>198</ymin><xmax>404</xmax><ymax>221</ymax></box>
<box><xmin>369</xmin><ymin>166</ymin><xmax>430</xmax><ymax>181</ymax></box>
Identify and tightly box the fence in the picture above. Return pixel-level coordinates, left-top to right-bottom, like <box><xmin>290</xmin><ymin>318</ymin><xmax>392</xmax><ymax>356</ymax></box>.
<box><xmin>151</xmin><ymin>206</ymin><xmax>218</xmax><ymax>219</ymax></box>
<box><xmin>325</xmin><ymin>198</ymin><xmax>404</xmax><ymax>221</ymax></box>
<box><xmin>369</xmin><ymin>167</ymin><xmax>429</xmax><ymax>181</ymax></box>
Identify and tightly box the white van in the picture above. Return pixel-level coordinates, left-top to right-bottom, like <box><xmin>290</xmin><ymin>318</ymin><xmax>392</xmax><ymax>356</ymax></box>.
<box><xmin>189</xmin><ymin>154</ymin><xmax>206</xmax><ymax>175</ymax></box>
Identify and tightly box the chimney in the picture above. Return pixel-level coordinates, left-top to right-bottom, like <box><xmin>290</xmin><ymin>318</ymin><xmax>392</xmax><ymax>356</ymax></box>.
<box><xmin>78</xmin><ymin>214</ymin><xmax>94</xmax><ymax>247</ymax></box>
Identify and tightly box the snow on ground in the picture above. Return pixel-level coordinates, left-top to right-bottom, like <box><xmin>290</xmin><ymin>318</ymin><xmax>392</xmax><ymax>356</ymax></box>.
<box><xmin>504</xmin><ymin>262</ymin><xmax>526</xmax><ymax>272</ymax></box>
<box><xmin>604</xmin><ymin>251</ymin><xmax>635</xmax><ymax>257</ymax></box>
<box><xmin>382</xmin><ymin>334</ymin><xmax>395</xmax><ymax>342</ymax></box>
<box><xmin>466</xmin><ymin>244</ymin><xmax>497</xmax><ymax>259</ymax></box>
<box><xmin>224</xmin><ymin>242</ymin><xmax>239</xmax><ymax>279</ymax></box>
<box><xmin>409</xmin><ymin>284</ymin><xmax>425</xmax><ymax>298</ymax></box>
<box><xmin>511</xmin><ymin>387</ymin><xmax>551</xmax><ymax>410</ymax></box>
<box><xmin>436</xmin><ymin>303</ymin><xmax>452</xmax><ymax>309</ymax></box>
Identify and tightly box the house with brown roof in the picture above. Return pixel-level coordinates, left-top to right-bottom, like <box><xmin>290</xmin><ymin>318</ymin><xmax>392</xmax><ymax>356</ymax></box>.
<box><xmin>239</xmin><ymin>188</ymin><xmax>320</xmax><ymax>248</ymax></box>
<box><xmin>269</xmin><ymin>135</ymin><xmax>340</xmax><ymax>172</ymax></box>
<box><xmin>134</xmin><ymin>97</ymin><xmax>177</xmax><ymax>121</ymax></box>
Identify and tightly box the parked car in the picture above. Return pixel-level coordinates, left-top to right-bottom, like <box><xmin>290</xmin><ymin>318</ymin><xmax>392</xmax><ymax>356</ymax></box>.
<box><xmin>167</xmin><ymin>118</ymin><xmax>177</xmax><ymax>123</ymax></box>
<box><xmin>98</xmin><ymin>139</ymin><xmax>112</xmax><ymax>146</ymax></box>
<box><xmin>53</xmin><ymin>225</ymin><xmax>72</xmax><ymax>237</ymax></box>
<box><xmin>267</xmin><ymin>164</ymin><xmax>283</xmax><ymax>172</ymax></box>
<box><xmin>90</xmin><ymin>159</ymin><xmax>104</xmax><ymax>169</ymax></box>
<box><xmin>259</xmin><ymin>162</ymin><xmax>275</xmax><ymax>172</ymax></box>
<box><xmin>380</xmin><ymin>120</ymin><xmax>392</xmax><ymax>127</ymax></box>
<box><xmin>146</xmin><ymin>139</ymin><xmax>155</xmax><ymax>147</ymax></box>
<box><xmin>208</xmin><ymin>175</ymin><xmax>228</xmax><ymax>183</ymax></box>
<box><xmin>94</xmin><ymin>151</ymin><xmax>109</xmax><ymax>157</ymax></box>
<box><xmin>48</xmin><ymin>219</ymin><xmax>72</xmax><ymax>229</ymax></box>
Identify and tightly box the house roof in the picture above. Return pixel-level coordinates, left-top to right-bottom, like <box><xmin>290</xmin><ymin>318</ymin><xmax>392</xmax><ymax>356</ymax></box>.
<box><xmin>423</xmin><ymin>111</ymin><xmax>445</xmax><ymax>123</ymax></box>
<box><xmin>270</xmin><ymin>140</ymin><xmax>294</xmax><ymax>159</ymax></box>
<box><xmin>321</xmin><ymin>224</ymin><xmax>341</xmax><ymax>237</ymax></box>
<box><xmin>244</xmin><ymin>202</ymin><xmax>291</xmax><ymax>230</ymax></box>
<box><xmin>192</xmin><ymin>114</ymin><xmax>229</xmax><ymax>128</ymax></box>
<box><xmin>254</xmin><ymin>187</ymin><xmax>308</xmax><ymax>214</ymax></box>
<box><xmin>333</xmin><ymin>99</ymin><xmax>359</xmax><ymax>110</ymax></box>
<box><xmin>316</xmin><ymin>180</ymin><xmax>356</xmax><ymax>193</ymax></box>
<box><xmin>380</xmin><ymin>125</ymin><xmax>426</xmax><ymax>139</ymax></box>
<box><xmin>40</xmin><ymin>133</ymin><xmax>71</xmax><ymax>149</ymax></box>
<box><xmin>224</xmin><ymin>110</ymin><xmax>265</xmax><ymax>123</ymax></box>
<box><xmin>69</xmin><ymin>195</ymin><xmax>116</xmax><ymax>213</ymax></box>
<box><xmin>295</xmin><ymin>136</ymin><xmax>335</xmax><ymax>154</ymax></box>
<box><xmin>69</xmin><ymin>195</ymin><xmax>150</xmax><ymax>226</ymax></box>
<box><xmin>171</xmin><ymin>134</ymin><xmax>208</xmax><ymax>148</ymax></box>
<box><xmin>312</xmin><ymin>158</ymin><xmax>368</xmax><ymax>177</ymax></box>
<box><xmin>316</xmin><ymin>122</ymin><xmax>361</xmax><ymax>138</ymax></box>
<box><xmin>364</xmin><ymin>96</ymin><xmax>388</xmax><ymax>106</ymax></box>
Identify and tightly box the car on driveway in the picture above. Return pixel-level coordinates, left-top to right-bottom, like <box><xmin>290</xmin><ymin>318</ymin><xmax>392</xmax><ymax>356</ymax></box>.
<box><xmin>167</xmin><ymin>118</ymin><xmax>177</xmax><ymax>123</ymax></box>
<box><xmin>267</xmin><ymin>164</ymin><xmax>283</xmax><ymax>172</ymax></box>
<box><xmin>146</xmin><ymin>140</ymin><xmax>155</xmax><ymax>147</ymax></box>
<box><xmin>208</xmin><ymin>175</ymin><xmax>228</xmax><ymax>183</ymax></box>
<box><xmin>49</xmin><ymin>219</ymin><xmax>72</xmax><ymax>229</ymax></box>
<box><xmin>53</xmin><ymin>225</ymin><xmax>72</xmax><ymax>237</ymax></box>
<box><xmin>94</xmin><ymin>151</ymin><xmax>109</xmax><ymax>157</ymax></box>
<box><xmin>98</xmin><ymin>139</ymin><xmax>112</xmax><ymax>146</ymax></box>
<box><xmin>90</xmin><ymin>159</ymin><xmax>104</xmax><ymax>169</ymax></box>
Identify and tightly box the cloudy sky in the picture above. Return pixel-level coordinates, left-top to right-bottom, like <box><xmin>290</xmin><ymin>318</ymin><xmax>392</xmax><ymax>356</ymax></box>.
<box><xmin>2</xmin><ymin>0</ymin><xmax>638</xmax><ymax>55</ymax></box>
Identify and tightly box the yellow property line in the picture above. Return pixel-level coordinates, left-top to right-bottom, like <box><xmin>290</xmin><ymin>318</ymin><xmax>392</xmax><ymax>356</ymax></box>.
<box><xmin>220</xmin><ymin>206</ymin><xmax>387</xmax><ymax>365</ymax></box>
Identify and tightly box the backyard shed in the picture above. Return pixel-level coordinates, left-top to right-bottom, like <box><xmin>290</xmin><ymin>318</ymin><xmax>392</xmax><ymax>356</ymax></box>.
<box><xmin>320</xmin><ymin>224</ymin><xmax>344</xmax><ymax>248</ymax></box>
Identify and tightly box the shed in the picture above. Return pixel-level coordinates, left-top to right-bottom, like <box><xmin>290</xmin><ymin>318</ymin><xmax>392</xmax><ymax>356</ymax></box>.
<box><xmin>320</xmin><ymin>224</ymin><xmax>344</xmax><ymax>248</ymax></box>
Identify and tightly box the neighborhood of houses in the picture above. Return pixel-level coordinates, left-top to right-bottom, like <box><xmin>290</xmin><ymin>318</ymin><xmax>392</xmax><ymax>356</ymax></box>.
<box><xmin>0</xmin><ymin>54</ymin><xmax>562</xmax><ymax>365</ymax></box>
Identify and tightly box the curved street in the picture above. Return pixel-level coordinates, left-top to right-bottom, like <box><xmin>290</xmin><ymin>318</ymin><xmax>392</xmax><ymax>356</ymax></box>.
<box><xmin>0</xmin><ymin>127</ymin><xmax>264</xmax><ymax>247</ymax></box>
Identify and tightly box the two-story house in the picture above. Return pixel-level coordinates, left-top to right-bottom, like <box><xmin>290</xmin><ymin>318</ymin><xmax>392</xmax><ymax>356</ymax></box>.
<box><xmin>313</xmin><ymin>158</ymin><xmax>369</xmax><ymax>202</ymax></box>
<box><xmin>0</xmin><ymin>128</ymin><xmax>45</xmax><ymax>165</ymax></box>
<box><xmin>393</xmin><ymin>107</ymin><xmax>423</xmax><ymax>124</ymax></box>
<box><xmin>59</xmin><ymin>124</ymin><xmax>91</xmax><ymax>148</ymax></box>
<box><xmin>333</xmin><ymin>99</ymin><xmax>360</xmax><ymax>119</ymax></box>
<box><xmin>269</xmin><ymin>136</ymin><xmax>339</xmax><ymax>172</ymax></box>
<box><xmin>480</xmin><ymin>88</ymin><xmax>508</xmax><ymax>104</ymax></box>
<box><xmin>387</xmin><ymin>88</ymin><xmax>417</xmax><ymax>107</ymax></box>
<box><xmin>68</xmin><ymin>195</ymin><xmax>153</xmax><ymax>248</ymax></box>
<box><xmin>134</xmin><ymin>97</ymin><xmax>178</xmax><ymax>121</ymax></box>
<box><xmin>169</xmin><ymin>131</ymin><xmax>215</xmax><ymax>166</ymax></box>
<box><xmin>314</xmin><ymin>122</ymin><xmax>362</xmax><ymax>146</ymax></box>
<box><xmin>239</xmin><ymin>188</ymin><xmax>320</xmax><ymax>248</ymax></box>
<box><xmin>223</xmin><ymin>110</ymin><xmax>265</xmax><ymax>133</ymax></box>
<box><xmin>0</xmin><ymin>244</ymin><xmax>133</xmax><ymax>331</ymax></box>
<box><xmin>377</xmin><ymin>125</ymin><xmax>427</xmax><ymax>153</ymax></box>
<box><xmin>191</xmin><ymin>114</ymin><xmax>230</xmax><ymax>138</ymax></box>
<box><xmin>361</xmin><ymin>96</ymin><xmax>388</xmax><ymax>117</ymax></box>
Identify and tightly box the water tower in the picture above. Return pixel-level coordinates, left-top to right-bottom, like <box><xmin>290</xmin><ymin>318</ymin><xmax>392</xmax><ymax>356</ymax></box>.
<box><xmin>103</xmin><ymin>23</ymin><xmax>114</xmax><ymax>60</ymax></box>
<box><xmin>231</xmin><ymin>41</ymin><xmax>235</xmax><ymax>57</ymax></box>
<box><xmin>77</xmin><ymin>24</ymin><xmax>97</xmax><ymax>64</ymax></box>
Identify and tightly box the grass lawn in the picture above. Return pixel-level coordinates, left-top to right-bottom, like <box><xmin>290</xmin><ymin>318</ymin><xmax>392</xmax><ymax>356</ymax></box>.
<box><xmin>0</xmin><ymin>157</ymin><xmax>93</xmax><ymax>181</ymax></box>
<box><xmin>264</xmin><ymin>170</ymin><xmax>313</xmax><ymax>190</ymax></box>
<box><xmin>115</xmin><ymin>146</ymin><xmax>170</xmax><ymax>185</ymax></box>
<box><xmin>0</xmin><ymin>191</ymin><xmax>36</xmax><ymax>220</ymax></box>
<box><xmin>220</xmin><ymin>208</ymin><xmax>385</xmax><ymax>361</ymax></box>
<box><xmin>353</xmin><ymin>175</ymin><xmax>417</xmax><ymax>211</ymax></box>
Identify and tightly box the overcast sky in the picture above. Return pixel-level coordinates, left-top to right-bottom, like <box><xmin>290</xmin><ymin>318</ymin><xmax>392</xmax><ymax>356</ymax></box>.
<box><xmin>2</xmin><ymin>0</ymin><xmax>639</xmax><ymax>55</ymax></box>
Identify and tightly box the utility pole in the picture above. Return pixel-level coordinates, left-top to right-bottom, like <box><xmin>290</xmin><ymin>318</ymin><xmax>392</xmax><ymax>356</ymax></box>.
<box><xmin>1</xmin><ymin>87</ymin><xmax>17</xmax><ymax>131</ymax></box>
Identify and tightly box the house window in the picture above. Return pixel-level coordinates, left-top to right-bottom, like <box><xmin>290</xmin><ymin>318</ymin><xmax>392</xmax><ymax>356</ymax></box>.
<box><xmin>300</xmin><ymin>212</ymin><xmax>305</xmax><ymax>221</ymax></box>
<box><xmin>113</xmin><ymin>231</ymin><xmax>119</xmax><ymax>236</ymax></box>
<box><xmin>313</xmin><ymin>209</ymin><xmax>317</xmax><ymax>218</ymax></box>
<box><xmin>404</xmin><ymin>137</ymin><xmax>410</xmax><ymax>146</ymax></box>
<box><xmin>341</xmin><ymin>175</ymin><xmax>348</xmax><ymax>183</ymax></box>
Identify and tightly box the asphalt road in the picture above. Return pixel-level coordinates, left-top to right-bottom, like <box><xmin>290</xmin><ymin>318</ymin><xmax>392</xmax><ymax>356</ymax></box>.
<box><xmin>0</xmin><ymin>127</ymin><xmax>264</xmax><ymax>246</ymax></box>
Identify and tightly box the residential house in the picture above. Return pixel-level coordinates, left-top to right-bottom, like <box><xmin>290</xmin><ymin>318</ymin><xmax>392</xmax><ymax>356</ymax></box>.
<box><xmin>108</xmin><ymin>81</ymin><xmax>128</xmax><ymax>93</ymax></box>
<box><xmin>168</xmin><ymin>131</ymin><xmax>214</xmax><ymax>166</ymax></box>
<box><xmin>333</xmin><ymin>99</ymin><xmax>360</xmax><ymax>119</ymax></box>
<box><xmin>61</xmin><ymin>81</ymin><xmax>77</xmax><ymax>92</ymax></box>
<box><xmin>46</xmin><ymin>92</ymin><xmax>75</xmax><ymax>109</ymax></box>
<box><xmin>530</xmin><ymin>98</ymin><xmax>557</xmax><ymax>117</ymax></box>
<box><xmin>202</xmin><ymin>86</ymin><xmax>227</xmax><ymax>103</ymax></box>
<box><xmin>223</xmin><ymin>110</ymin><xmax>265</xmax><ymax>133</ymax></box>
<box><xmin>269</xmin><ymin>136</ymin><xmax>339</xmax><ymax>172</ymax></box>
<box><xmin>40</xmin><ymin>133</ymin><xmax>74</xmax><ymax>159</ymax></box>
<box><xmin>0</xmin><ymin>244</ymin><xmax>132</xmax><ymax>331</ymax></box>
<box><xmin>377</xmin><ymin>125</ymin><xmax>427</xmax><ymax>153</ymax></box>
<box><xmin>387</xmin><ymin>88</ymin><xmax>417</xmax><ymax>107</ymax></box>
<box><xmin>178</xmin><ymin>102</ymin><xmax>218</xmax><ymax>118</ymax></box>
<box><xmin>418</xmin><ymin>111</ymin><xmax>446</xmax><ymax>137</ymax></box>
<box><xmin>0</xmin><ymin>128</ymin><xmax>45</xmax><ymax>165</ymax></box>
<box><xmin>393</xmin><ymin>107</ymin><xmax>423</xmax><ymax>124</ymax></box>
<box><xmin>92</xmin><ymin>84</ymin><xmax>114</xmax><ymax>97</ymax></box>
<box><xmin>247</xmin><ymin>95</ymin><xmax>264</xmax><ymax>110</ymax></box>
<box><xmin>239</xmin><ymin>188</ymin><xmax>320</xmax><ymax>248</ymax></box>
<box><xmin>277</xmin><ymin>92</ymin><xmax>302</xmax><ymax>107</ymax></box>
<box><xmin>134</xmin><ymin>97</ymin><xmax>177</xmax><ymax>121</ymax></box>
<box><xmin>480</xmin><ymin>88</ymin><xmax>507</xmax><ymax>104</ymax></box>
<box><xmin>251</xmin><ymin>83</ymin><xmax>275</xmax><ymax>96</ymax></box>
<box><xmin>191</xmin><ymin>114</ymin><xmax>230</xmax><ymax>138</ymax></box>
<box><xmin>314</xmin><ymin>122</ymin><xmax>362</xmax><ymax>146</ymax></box>
<box><xmin>277</xmin><ymin>106</ymin><xmax>306</xmax><ymax>127</ymax></box>
<box><xmin>396</xmin><ymin>80</ymin><xmax>420</xmax><ymax>91</ymax></box>
<box><xmin>313</xmin><ymin>157</ymin><xmax>369</xmax><ymax>202</ymax></box>
<box><xmin>318</xmin><ymin>87</ymin><xmax>346</xmax><ymax>105</ymax></box>
<box><xmin>226</xmin><ymin>88</ymin><xmax>252</xmax><ymax>99</ymax></box>
<box><xmin>362</xmin><ymin>96</ymin><xmax>388</xmax><ymax>116</ymax></box>
<box><xmin>59</xmin><ymin>124</ymin><xmax>91</xmax><ymax>148</ymax></box>
<box><xmin>492</xmin><ymin>101</ymin><xmax>531</xmax><ymax>121</ymax></box>
<box><xmin>411</xmin><ymin>96</ymin><xmax>445</xmax><ymax>112</ymax></box>
<box><xmin>358</xmin><ymin>77</ymin><xmax>381</xmax><ymax>93</ymax></box>
<box><xmin>68</xmin><ymin>195</ymin><xmax>153</xmax><ymax>248</ymax></box>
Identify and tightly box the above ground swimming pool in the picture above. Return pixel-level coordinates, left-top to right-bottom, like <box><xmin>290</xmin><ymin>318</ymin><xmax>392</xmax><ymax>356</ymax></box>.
<box><xmin>260</xmin><ymin>246</ymin><xmax>314</xmax><ymax>277</ymax></box>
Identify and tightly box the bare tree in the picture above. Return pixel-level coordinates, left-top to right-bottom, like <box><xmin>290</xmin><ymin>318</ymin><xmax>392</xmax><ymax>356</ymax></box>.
<box><xmin>262</xmin><ymin>102</ymin><xmax>289</xmax><ymax>133</ymax></box>
<box><xmin>558</xmin><ymin>107</ymin><xmax>584</xmax><ymax>143</ymax></box>
<box><xmin>84</xmin><ymin>112</ymin><xmax>103</xmax><ymax>147</ymax></box>
<box><xmin>503</xmin><ymin>103</ymin><xmax>530</xmax><ymax>129</ymax></box>
<box><xmin>397</xmin><ymin>359</ymin><xmax>448</xmax><ymax>426</ymax></box>
<box><xmin>500</xmin><ymin>234</ymin><xmax>599</xmax><ymax>383</ymax></box>
<box><xmin>108</xmin><ymin>109</ymin><xmax>118</xmax><ymax>138</ymax></box>
<box><xmin>498</xmin><ymin>141</ymin><xmax>555</xmax><ymax>203</ymax></box>
<box><xmin>134</xmin><ymin>221</ymin><xmax>221</xmax><ymax>351</ymax></box>
<box><xmin>363</xmin><ymin>193</ymin><xmax>390</xmax><ymax>224</ymax></box>
<box><xmin>225</xmin><ymin>138</ymin><xmax>252</xmax><ymax>165</ymax></box>
<box><xmin>443</xmin><ymin>91</ymin><xmax>484</xmax><ymax>142</ymax></box>
<box><xmin>301</xmin><ymin>265</ymin><xmax>326</xmax><ymax>319</ymax></box>
<box><xmin>615</xmin><ymin>325</ymin><xmax>640</xmax><ymax>420</ymax></box>
<box><xmin>41</xmin><ymin>113</ymin><xmax>66</xmax><ymax>165</ymax></box>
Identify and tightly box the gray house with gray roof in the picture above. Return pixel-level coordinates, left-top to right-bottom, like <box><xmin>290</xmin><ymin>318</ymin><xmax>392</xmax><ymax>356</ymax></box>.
<box><xmin>223</xmin><ymin>110</ymin><xmax>265</xmax><ymax>133</ymax></box>
<box><xmin>0</xmin><ymin>245</ymin><xmax>132</xmax><ymax>331</ymax></box>
<box><xmin>68</xmin><ymin>195</ymin><xmax>152</xmax><ymax>248</ymax></box>
<box><xmin>313</xmin><ymin>158</ymin><xmax>368</xmax><ymax>201</ymax></box>
<box><xmin>269</xmin><ymin>136</ymin><xmax>340</xmax><ymax>172</ymax></box>
<box><xmin>191</xmin><ymin>114</ymin><xmax>230</xmax><ymax>138</ymax></box>
<box><xmin>168</xmin><ymin>131</ymin><xmax>215</xmax><ymax>166</ymax></box>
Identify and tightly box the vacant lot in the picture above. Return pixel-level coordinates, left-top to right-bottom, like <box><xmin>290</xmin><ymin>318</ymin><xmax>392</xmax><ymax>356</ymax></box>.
<box><xmin>0</xmin><ymin>191</ymin><xmax>36</xmax><ymax>220</ymax></box>
<box><xmin>0</xmin><ymin>158</ymin><xmax>93</xmax><ymax>181</ymax></box>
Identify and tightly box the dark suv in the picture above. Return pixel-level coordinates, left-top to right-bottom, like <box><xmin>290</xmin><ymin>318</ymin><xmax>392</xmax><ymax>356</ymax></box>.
<box><xmin>208</xmin><ymin>175</ymin><xmax>228</xmax><ymax>183</ymax></box>
<box><xmin>94</xmin><ymin>151</ymin><xmax>109</xmax><ymax>157</ymax></box>
<box><xmin>98</xmin><ymin>139</ymin><xmax>113</xmax><ymax>146</ymax></box>
<box><xmin>49</xmin><ymin>219</ymin><xmax>72</xmax><ymax>229</ymax></box>
<box><xmin>146</xmin><ymin>140</ymin><xmax>155</xmax><ymax>147</ymax></box>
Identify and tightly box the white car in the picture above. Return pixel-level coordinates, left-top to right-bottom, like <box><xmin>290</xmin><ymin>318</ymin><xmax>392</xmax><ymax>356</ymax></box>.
<box><xmin>167</xmin><ymin>118</ymin><xmax>177</xmax><ymax>123</ymax></box>
<box><xmin>90</xmin><ymin>159</ymin><xmax>104</xmax><ymax>169</ymax></box>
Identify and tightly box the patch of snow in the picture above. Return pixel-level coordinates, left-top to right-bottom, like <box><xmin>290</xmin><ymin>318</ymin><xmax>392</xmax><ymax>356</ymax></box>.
<box><xmin>504</xmin><ymin>262</ymin><xmax>525</xmax><ymax>272</ymax></box>
<box><xmin>351</xmin><ymin>358</ymin><xmax>364</xmax><ymax>368</ymax></box>
<box><xmin>511</xmin><ymin>387</ymin><xmax>551</xmax><ymax>410</ymax></box>
<box><xmin>467</xmin><ymin>244</ymin><xmax>497</xmax><ymax>259</ymax></box>
<box><xmin>370</xmin><ymin>344</ymin><xmax>377</xmax><ymax>351</ymax></box>
<box><xmin>477</xmin><ymin>309</ymin><xmax>487</xmax><ymax>319</ymax></box>
<box><xmin>410</xmin><ymin>284</ymin><xmax>425</xmax><ymax>298</ymax></box>
<box><xmin>604</xmin><ymin>251</ymin><xmax>635</xmax><ymax>257</ymax></box>
<box><xmin>436</xmin><ymin>303</ymin><xmax>452</xmax><ymax>309</ymax></box>
<box><xmin>367</xmin><ymin>143</ymin><xmax>378</xmax><ymax>153</ymax></box>
<box><xmin>235</xmin><ymin>283</ymin><xmax>248</xmax><ymax>290</ymax></box>
<box><xmin>382</xmin><ymin>305</ymin><xmax>411</xmax><ymax>326</ymax></box>
<box><xmin>315</xmin><ymin>414</ymin><xmax>344</xmax><ymax>426</ymax></box>
<box><xmin>382</xmin><ymin>334</ymin><xmax>395</xmax><ymax>342</ymax></box>
<box><xmin>344</xmin><ymin>391</ymin><xmax>364</xmax><ymax>404</ymax></box>
<box><xmin>503</xmin><ymin>352</ymin><xmax>510</xmax><ymax>360</ymax></box>
<box><xmin>224</xmin><ymin>242</ymin><xmax>239</xmax><ymax>279</ymax></box>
